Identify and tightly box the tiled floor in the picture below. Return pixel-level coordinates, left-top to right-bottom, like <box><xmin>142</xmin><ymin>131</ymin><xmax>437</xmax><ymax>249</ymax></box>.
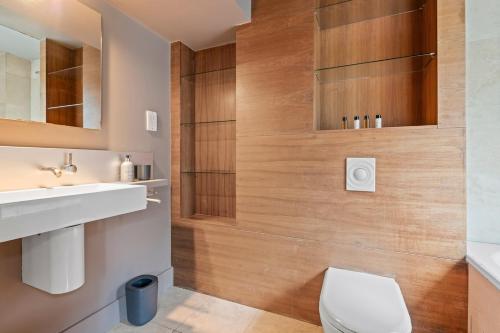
<box><xmin>110</xmin><ymin>287</ymin><xmax>323</xmax><ymax>333</ymax></box>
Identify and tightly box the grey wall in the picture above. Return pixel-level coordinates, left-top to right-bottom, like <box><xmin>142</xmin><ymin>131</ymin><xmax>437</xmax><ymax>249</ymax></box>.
<box><xmin>0</xmin><ymin>1</ymin><xmax>171</xmax><ymax>332</ymax></box>
<box><xmin>467</xmin><ymin>0</ymin><xmax>500</xmax><ymax>243</ymax></box>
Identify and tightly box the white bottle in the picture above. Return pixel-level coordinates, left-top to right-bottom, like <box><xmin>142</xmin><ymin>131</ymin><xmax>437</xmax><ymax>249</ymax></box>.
<box><xmin>354</xmin><ymin>116</ymin><xmax>360</xmax><ymax>129</ymax></box>
<box><xmin>120</xmin><ymin>154</ymin><xmax>134</xmax><ymax>182</ymax></box>
<box><xmin>375</xmin><ymin>114</ymin><xmax>383</xmax><ymax>128</ymax></box>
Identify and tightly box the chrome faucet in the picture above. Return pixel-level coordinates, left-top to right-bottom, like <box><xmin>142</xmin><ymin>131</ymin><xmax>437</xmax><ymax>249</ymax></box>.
<box><xmin>41</xmin><ymin>153</ymin><xmax>78</xmax><ymax>177</ymax></box>
<box><xmin>63</xmin><ymin>153</ymin><xmax>78</xmax><ymax>174</ymax></box>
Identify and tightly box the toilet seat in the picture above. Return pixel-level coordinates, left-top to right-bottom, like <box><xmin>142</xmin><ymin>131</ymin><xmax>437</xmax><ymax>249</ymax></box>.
<box><xmin>319</xmin><ymin>268</ymin><xmax>412</xmax><ymax>333</ymax></box>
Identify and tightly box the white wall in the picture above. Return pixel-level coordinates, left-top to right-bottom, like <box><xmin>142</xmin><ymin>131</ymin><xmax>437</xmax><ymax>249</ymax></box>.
<box><xmin>467</xmin><ymin>0</ymin><xmax>500</xmax><ymax>243</ymax></box>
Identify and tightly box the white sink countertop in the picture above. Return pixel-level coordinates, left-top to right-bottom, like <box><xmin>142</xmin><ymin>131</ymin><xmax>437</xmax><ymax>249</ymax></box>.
<box><xmin>0</xmin><ymin>183</ymin><xmax>147</xmax><ymax>243</ymax></box>
<box><xmin>467</xmin><ymin>241</ymin><xmax>500</xmax><ymax>290</ymax></box>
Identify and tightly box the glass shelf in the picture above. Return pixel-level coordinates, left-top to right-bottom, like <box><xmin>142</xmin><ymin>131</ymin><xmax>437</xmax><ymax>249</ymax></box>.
<box><xmin>47</xmin><ymin>103</ymin><xmax>83</xmax><ymax>110</ymax></box>
<box><xmin>315</xmin><ymin>53</ymin><xmax>435</xmax><ymax>84</ymax></box>
<box><xmin>181</xmin><ymin>67</ymin><xmax>236</xmax><ymax>79</ymax></box>
<box><xmin>315</xmin><ymin>0</ymin><xmax>426</xmax><ymax>30</ymax></box>
<box><xmin>181</xmin><ymin>119</ymin><xmax>236</xmax><ymax>126</ymax></box>
<box><xmin>47</xmin><ymin>65</ymin><xmax>83</xmax><ymax>75</ymax></box>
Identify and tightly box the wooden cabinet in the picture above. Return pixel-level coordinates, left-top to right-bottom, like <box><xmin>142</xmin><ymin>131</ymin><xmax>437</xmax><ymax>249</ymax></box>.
<box><xmin>468</xmin><ymin>267</ymin><xmax>500</xmax><ymax>333</ymax></box>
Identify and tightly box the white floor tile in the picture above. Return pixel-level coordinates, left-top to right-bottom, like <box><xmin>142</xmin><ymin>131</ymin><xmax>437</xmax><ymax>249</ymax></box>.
<box><xmin>110</xmin><ymin>287</ymin><xmax>322</xmax><ymax>333</ymax></box>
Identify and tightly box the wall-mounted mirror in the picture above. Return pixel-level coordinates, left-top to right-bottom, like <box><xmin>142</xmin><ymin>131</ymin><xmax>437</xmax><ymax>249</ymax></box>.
<box><xmin>0</xmin><ymin>0</ymin><xmax>101</xmax><ymax>129</ymax></box>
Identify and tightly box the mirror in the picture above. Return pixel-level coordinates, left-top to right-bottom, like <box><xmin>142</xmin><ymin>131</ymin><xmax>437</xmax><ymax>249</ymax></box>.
<box><xmin>0</xmin><ymin>0</ymin><xmax>101</xmax><ymax>129</ymax></box>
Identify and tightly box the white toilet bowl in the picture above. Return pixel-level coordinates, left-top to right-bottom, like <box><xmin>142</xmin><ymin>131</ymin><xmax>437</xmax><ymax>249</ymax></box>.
<box><xmin>319</xmin><ymin>267</ymin><xmax>412</xmax><ymax>333</ymax></box>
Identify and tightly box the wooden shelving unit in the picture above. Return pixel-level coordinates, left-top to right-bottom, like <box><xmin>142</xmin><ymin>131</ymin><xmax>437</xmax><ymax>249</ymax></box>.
<box><xmin>45</xmin><ymin>39</ymin><xmax>84</xmax><ymax>127</ymax></box>
<box><xmin>44</xmin><ymin>39</ymin><xmax>101</xmax><ymax>128</ymax></box>
<box><xmin>314</xmin><ymin>0</ymin><xmax>437</xmax><ymax>131</ymax></box>
<box><xmin>179</xmin><ymin>44</ymin><xmax>236</xmax><ymax>220</ymax></box>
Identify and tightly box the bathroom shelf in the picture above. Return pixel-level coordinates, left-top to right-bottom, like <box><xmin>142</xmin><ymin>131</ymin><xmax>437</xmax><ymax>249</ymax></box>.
<box><xmin>315</xmin><ymin>125</ymin><xmax>438</xmax><ymax>133</ymax></box>
<box><xmin>47</xmin><ymin>65</ymin><xmax>83</xmax><ymax>75</ymax></box>
<box><xmin>181</xmin><ymin>119</ymin><xmax>236</xmax><ymax>126</ymax></box>
<box><xmin>181</xmin><ymin>66</ymin><xmax>236</xmax><ymax>78</ymax></box>
<box><xmin>47</xmin><ymin>103</ymin><xmax>84</xmax><ymax>110</ymax></box>
<box><xmin>128</xmin><ymin>179</ymin><xmax>169</xmax><ymax>189</ymax></box>
<box><xmin>315</xmin><ymin>0</ymin><xmax>427</xmax><ymax>30</ymax></box>
<box><xmin>315</xmin><ymin>53</ymin><xmax>436</xmax><ymax>84</ymax></box>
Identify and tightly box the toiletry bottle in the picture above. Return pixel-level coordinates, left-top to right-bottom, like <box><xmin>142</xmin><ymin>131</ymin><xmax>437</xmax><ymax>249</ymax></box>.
<box><xmin>364</xmin><ymin>115</ymin><xmax>370</xmax><ymax>128</ymax></box>
<box><xmin>341</xmin><ymin>116</ymin><xmax>348</xmax><ymax>129</ymax></box>
<box><xmin>375</xmin><ymin>114</ymin><xmax>383</xmax><ymax>128</ymax></box>
<box><xmin>354</xmin><ymin>116</ymin><xmax>360</xmax><ymax>129</ymax></box>
<box><xmin>120</xmin><ymin>154</ymin><xmax>134</xmax><ymax>182</ymax></box>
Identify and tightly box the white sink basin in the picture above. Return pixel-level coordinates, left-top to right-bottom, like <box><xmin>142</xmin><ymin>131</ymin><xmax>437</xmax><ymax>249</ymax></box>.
<box><xmin>0</xmin><ymin>183</ymin><xmax>147</xmax><ymax>243</ymax></box>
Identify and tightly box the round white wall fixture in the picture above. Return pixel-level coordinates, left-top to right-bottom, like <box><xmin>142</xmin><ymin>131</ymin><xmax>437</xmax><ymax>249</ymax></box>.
<box><xmin>346</xmin><ymin>158</ymin><xmax>376</xmax><ymax>192</ymax></box>
<box><xmin>22</xmin><ymin>224</ymin><xmax>85</xmax><ymax>294</ymax></box>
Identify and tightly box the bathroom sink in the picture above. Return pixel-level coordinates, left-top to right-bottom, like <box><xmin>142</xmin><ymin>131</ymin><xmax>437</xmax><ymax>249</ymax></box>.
<box><xmin>0</xmin><ymin>183</ymin><xmax>147</xmax><ymax>243</ymax></box>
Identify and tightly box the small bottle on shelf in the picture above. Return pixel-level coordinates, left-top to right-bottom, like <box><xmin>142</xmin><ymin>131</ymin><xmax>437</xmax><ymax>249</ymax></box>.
<box><xmin>375</xmin><ymin>114</ymin><xmax>383</xmax><ymax>128</ymax></box>
<box><xmin>353</xmin><ymin>115</ymin><xmax>360</xmax><ymax>129</ymax></box>
<box><xmin>364</xmin><ymin>115</ymin><xmax>370</xmax><ymax>128</ymax></box>
<box><xmin>120</xmin><ymin>154</ymin><xmax>134</xmax><ymax>182</ymax></box>
<box><xmin>341</xmin><ymin>116</ymin><xmax>348</xmax><ymax>129</ymax></box>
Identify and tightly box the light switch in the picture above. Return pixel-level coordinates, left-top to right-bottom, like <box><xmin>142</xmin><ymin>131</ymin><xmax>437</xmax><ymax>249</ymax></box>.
<box><xmin>146</xmin><ymin>110</ymin><xmax>158</xmax><ymax>132</ymax></box>
<box><xmin>346</xmin><ymin>158</ymin><xmax>376</xmax><ymax>192</ymax></box>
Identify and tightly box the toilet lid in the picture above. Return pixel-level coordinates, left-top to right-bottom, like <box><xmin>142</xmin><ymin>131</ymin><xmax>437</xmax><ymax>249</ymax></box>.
<box><xmin>320</xmin><ymin>268</ymin><xmax>412</xmax><ymax>333</ymax></box>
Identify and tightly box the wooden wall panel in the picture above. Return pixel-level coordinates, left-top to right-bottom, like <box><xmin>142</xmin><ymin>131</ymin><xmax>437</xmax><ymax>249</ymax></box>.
<box><xmin>236</xmin><ymin>127</ymin><xmax>465</xmax><ymax>259</ymax></box>
<box><xmin>173</xmin><ymin>222</ymin><xmax>467</xmax><ymax>332</ymax></box>
<box><xmin>171</xmin><ymin>42</ymin><xmax>183</xmax><ymax>220</ymax></box>
<box><xmin>316</xmin><ymin>7</ymin><xmax>433</xmax><ymax>69</ymax></box>
<box><xmin>236</xmin><ymin>1</ymin><xmax>315</xmax><ymax>137</ymax></box>
<box><xmin>194</xmin><ymin>44</ymin><xmax>236</xmax><ymax>74</ymax></box>
<box><xmin>171</xmin><ymin>0</ymin><xmax>466</xmax><ymax>331</ymax></box>
<box><xmin>194</xmin><ymin>69</ymin><xmax>236</xmax><ymax>123</ymax></box>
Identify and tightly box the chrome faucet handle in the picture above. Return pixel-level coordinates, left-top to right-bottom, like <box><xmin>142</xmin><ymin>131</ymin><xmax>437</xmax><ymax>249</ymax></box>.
<box><xmin>63</xmin><ymin>153</ymin><xmax>78</xmax><ymax>174</ymax></box>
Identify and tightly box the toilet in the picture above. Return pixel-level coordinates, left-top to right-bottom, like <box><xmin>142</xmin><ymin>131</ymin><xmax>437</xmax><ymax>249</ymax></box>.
<box><xmin>319</xmin><ymin>268</ymin><xmax>412</xmax><ymax>333</ymax></box>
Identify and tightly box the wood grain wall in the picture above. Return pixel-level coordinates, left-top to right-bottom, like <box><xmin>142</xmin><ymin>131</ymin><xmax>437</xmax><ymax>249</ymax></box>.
<box><xmin>171</xmin><ymin>0</ymin><xmax>467</xmax><ymax>331</ymax></box>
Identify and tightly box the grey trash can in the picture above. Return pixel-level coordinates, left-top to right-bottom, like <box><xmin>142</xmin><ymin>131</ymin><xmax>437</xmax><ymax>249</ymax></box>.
<box><xmin>125</xmin><ymin>275</ymin><xmax>158</xmax><ymax>326</ymax></box>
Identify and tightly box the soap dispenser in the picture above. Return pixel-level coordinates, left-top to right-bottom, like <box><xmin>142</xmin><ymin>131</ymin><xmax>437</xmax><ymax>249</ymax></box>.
<box><xmin>120</xmin><ymin>154</ymin><xmax>134</xmax><ymax>182</ymax></box>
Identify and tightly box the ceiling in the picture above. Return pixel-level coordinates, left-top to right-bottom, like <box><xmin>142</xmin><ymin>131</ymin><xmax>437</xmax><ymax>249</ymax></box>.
<box><xmin>0</xmin><ymin>24</ymin><xmax>39</xmax><ymax>60</ymax></box>
<box><xmin>104</xmin><ymin>0</ymin><xmax>251</xmax><ymax>50</ymax></box>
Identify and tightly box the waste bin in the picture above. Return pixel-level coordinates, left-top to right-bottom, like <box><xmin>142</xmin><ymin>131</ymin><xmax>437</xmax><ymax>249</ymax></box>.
<box><xmin>125</xmin><ymin>275</ymin><xmax>158</xmax><ymax>326</ymax></box>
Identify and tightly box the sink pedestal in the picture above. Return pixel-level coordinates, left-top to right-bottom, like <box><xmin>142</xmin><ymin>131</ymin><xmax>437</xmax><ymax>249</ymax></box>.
<box><xmin>22</xmin><ymin>224</ymin><xmax>85</xmax><ymax>294</ymax></box>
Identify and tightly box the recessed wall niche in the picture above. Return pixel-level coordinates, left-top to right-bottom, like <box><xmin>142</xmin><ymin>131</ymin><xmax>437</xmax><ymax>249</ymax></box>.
<box><xmin>179</xmin><ymin>44</ymin><xmax>236</xmax><ymax>221</ymax></box>
<box><xmin>314</xmin><ymin>0</ymin><xmax>438</xmax><ymax>130</ymax></box>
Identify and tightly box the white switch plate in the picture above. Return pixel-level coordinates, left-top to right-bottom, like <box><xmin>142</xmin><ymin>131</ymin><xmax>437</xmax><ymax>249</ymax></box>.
<box><xmin>346</xmin><ymin>158</ymin><xmax>376</xmax><ymax>192</ymax></box>
<box><xmin>146</xmin><ymin>110</ymin><xmax>158</xmax><ymax>132</ymax></box>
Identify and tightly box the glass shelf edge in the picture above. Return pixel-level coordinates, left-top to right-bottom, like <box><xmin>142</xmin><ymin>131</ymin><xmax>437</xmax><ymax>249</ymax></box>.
<box><xmin>315</xmin><ymin>0</ymin><xmax>427</xmax><ymax>30</ymax></box>
<box><xmin>181</xmin><ymin>66</ymin><xmax>236</xmax><ymax>79</ymax></box>
<box><xmin>314</xmin><ymin>53</ymin><xmax>436</xmax><ymax>83</ymax></box>
<box><xmin>47</xmin><ymin>65</ymin><xmax>83</xmax><ymax>75</ymax></box>
<box><xmin>315</xmin><ymin>53</ymin><xmax>436</xmax><ymax>73</ymax></box>
<box><xmin>47</xmin><ymin>103</ymin><xmax>84</xmax><ymax>110</ymax></box>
